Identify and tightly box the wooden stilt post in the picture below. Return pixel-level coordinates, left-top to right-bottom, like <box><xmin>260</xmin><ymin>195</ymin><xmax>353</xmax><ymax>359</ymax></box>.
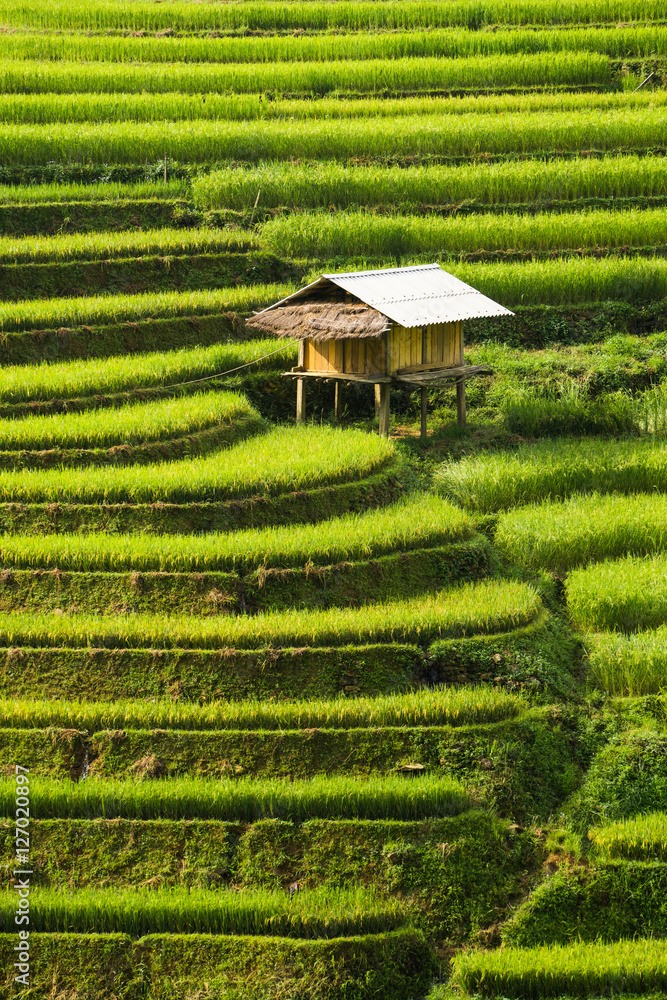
<box><xmin>334</xmin><ymin>381</ymin><xmax>342</xmax><ymax>422</ymax></box>
<box><xmin>374</xmin><ymin>382</ymin><xmax>382</xmax><ymax>418</ymax></box>
<box><xmin>296</xmin><ymin>378</ymin><xmax>306</xmax><ymax>423</ymax></box>
<box><xmin>296</xmin><ymin>340</ymin><xmax>306</xmax><ymax>424</ymax></box>
<box><xmin>420</xmin><ymin>386</ymin><xmax>428</xmax><ymax>439</ymax></box>
<box><xmin>378</xmin><ymin>382</ymin><xmax>390</xmax><ymax>437</ymax></box>
<box><xmin>456</xmin><ymin>376</ymin><xmax>466</xmax><ymax>427</ymax></box>
<box><xmin>420</xmin><ymin>325</ymin><xmax>428</xmax><ymax>439</ymax></box>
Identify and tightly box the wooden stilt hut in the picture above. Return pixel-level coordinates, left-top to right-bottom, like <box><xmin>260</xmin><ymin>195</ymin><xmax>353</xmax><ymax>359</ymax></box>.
<box><xmin>246</xmin><ymin>263</ymin><xmax>513</xmax><ymax>436</ymax></box>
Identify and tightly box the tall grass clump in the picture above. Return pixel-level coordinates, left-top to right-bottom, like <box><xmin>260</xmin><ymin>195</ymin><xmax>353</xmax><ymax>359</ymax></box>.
<box><xmin>589</xmin><ymin>813</ymin><xmax>667</xmax><ymax>859</ymax></box>
<box><xmin>435</xmin><ymin>437</ymin><xmax>667</xmax><ymax>513</ymax></box>
<box><xmin>0</xmin><ymin>886</ymin><xmax>404</xmax><ymax>938</ymax></box>
<box><xmin>0</xmin><ymin>52</ymin><xmax>611</xmax><ymax>97</ymax></box>
<box><xmin>195</xmin><ymin>156</ymin><xmax>667</xmax><ymax>212</ymax></box>
<box><xmin>0</xmin><ymin>425</ymin><xmax>392</xmax><ymax>503</ymax></box>
<box><xmin>0</xmin><ymin>391</ymin><xmax>257</xmax><ymax>452</ymax></box>
<box><xmin>453</xmin><ymin>938</ymin><xmax>667</xmax><ymax>997</ymax></box>
<box><xmin>1</xmin><ymin>107</ymin><xmax>664</xmax><ymax>166</ymax></box>
<box><xmin>567</xmin><ymin>553</ymin><xmax>667</xmax><ymax>632</ymax></box>
<box><xmin>496</xmin><ymin>493</ymin><xmax>667</xmax><ymax>575</ymax></box>
<box><xmin>0</xmin><ymin>774</ymin><xmax>473</xmax><ymax>821</ymax></box>
<box><xmin>0</xmin><ymin>579</ymin><xmax>541</xmax><ymax>649</ymax></box>
<box><xmin>0</xmin><ymin>687</ymin><xmax>525</xmax><ymax>731</ymax></box>
<box><xmin>259</xmin><ymin>206</ymin><xmax>667</xmax><ymax>259</ymax></box>
<box><xmin>0</xmin><ymin>495</ymin><xmax>473</xmax><ymax>571</ymax></box>
<box><xmin>587</xmin><ymin>628</ymin><xmax>667</xmax><ymax>694</ymax></box>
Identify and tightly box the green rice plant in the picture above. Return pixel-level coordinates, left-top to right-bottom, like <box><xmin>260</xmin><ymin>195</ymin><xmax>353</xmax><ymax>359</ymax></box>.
<box><xmin>436</xmin><ymin>437</ymin><xmax>667</xmax><ymax>513</ymax></box>
<box><xmin>0</xmin><ymin>26</ymin><xmax>663</xmax><ymax>66</ymax></box>
<box><xmin>0</xmin><ymin>686</ymin><xmax>525</xmax><ymax>731</ymax></box>
<box><xmin>0</xmin><ymin>579</ymin><xmax>541</xmax><ymax>649</ymax></box>
<box><xmin>586</xmin><ymin>628</ymin><xmax>667</xmax><ymax>695</ymax></box>
<box><xmin>453</xmin><ymin>937</ymin><xmax>667</xmax><ymax>997</ymax></box>
<box><xmin>0</xmin><ymin>426</ymin><xmax>393</xmax><ymax>504</ymax></box>
<box><xmin>259</xmin><ymin>205</ymin><xmax>667</xmax><ymax>258</ymax></box>
<box><xmin>0</xmin><ymin>773</ymin><xmax>473</xmax><ymax>821</ymax></box>
<box><xmin>0</xmin><ymin>390</ymin><xmax>256</xmax><ymax>452</ymax></box>
<box><xmin>0</xmin><ymin>886</ymin><xmax>404</xmax><ymax>938</ymax></box>
<box><xmin>566</xmin><ymin>553</ymin><xmax>667</xmax><ymax>632</ymax></box>
<box><xmin>0</xmin><ymin>285</ymin><xmax>294</xmax><ymax>335</ymax></box>
<box><xmin>466</xmin><ymin>332</ymin><xmax>667</xmax><ymax>396</ymax></box>
<box><xmin>0</xmin><ymin>179</ymin><xmax>188</xmax><ymax>201</ymax></box>
<box><xmin>0</xmin><ymin>338</ymin><xmax>295</xmax><ymax>401</ymax></box>
<box><xmin>0</xmin><ymin>425</ymin><xmax>391</xmax><ymax>503</ymax></box>
<box><xmin>194</xmin><ymin>155</ymin><xmax>667</xmax><ymax>211</ymax></box>
<box><xmin>496</xmin><ymin>493</ymin><xmax>667</xmax><ymax>575</ymax></box>
<box><xmin>0</xmin><ymin>495</ymin><xmax>471</xmax><ymax>569</ymax></box>
<box><xmin>0</xmin><ymin>52</ymin><xmax>610</xmax><ymax>98</ymax></box>
<box><xmin>3</xmin><ymin>88</ymin><xmax>664</xmax><ymax>128</ymax></box>
<box><xmin>589</xmin><ymin>813</ymin><xmax>667</xmax><ymax>859</ymax></box>
<box><xmin>498</xmin><ymin>383</ymin><xmax>638</xmax><ymax>437</ymax></box>
<box><xmin>2</xmin><ymin>104</ymin><xmax>663</xmax><ymax>167</ymax></box>
<box><xmin>633</xmin><ymin>380</ymin><xmax>667</xmax><ymax>435</ymax></box>
<box><xmin>1</xmin><ymin>0</ymin><xmax>662</xmax><ymax>32</ymax></box>
<box><xmin>315</xmin><ymin>257</ymin><xmax>667</xmax><ymax>308</ymax></box>
<box><xmin>0</xmin><ymin>494</ymin><xmax>473</xmax><ymax>571</ymax></box>
<box><xmin>0</xmin><ymin>226</ymin><xmax>257</xmax><ymax>266</ymax></box>
<box><xmin>452</xmin><ymin>256</ymin><xmax>667</xmax><ymax>307</ymax></box>
<box><xmin>5</xmin><ymin>259</ymin><xmax>667</xmax><ymax>335</ymax></box>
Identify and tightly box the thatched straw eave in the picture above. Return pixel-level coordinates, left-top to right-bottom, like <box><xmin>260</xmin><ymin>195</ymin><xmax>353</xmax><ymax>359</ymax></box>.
<box><xmin>245</xmin><ymin>302</ymin><xmax>390</xmax><ymax>342</ymax></box>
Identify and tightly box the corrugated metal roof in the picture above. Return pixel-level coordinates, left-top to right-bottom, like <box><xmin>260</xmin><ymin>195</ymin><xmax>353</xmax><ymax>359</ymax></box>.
<box><xmin>253</xmin><ymin>263</ymin><xmax>513</xmax><ymax>326</ymax></box>
<box><xmin>323</xmin><ymin>264</ymin><xmax>513</xmax><ymax>325</ymax></box>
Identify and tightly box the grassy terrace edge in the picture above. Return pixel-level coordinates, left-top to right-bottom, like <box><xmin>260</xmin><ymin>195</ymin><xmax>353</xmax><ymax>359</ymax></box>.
<box><xmin>452</xmin><ymin>937</ymin><xmax>667</xmax><ymax>997</ymax></box>
<box><xmin>0</xmin><ymin>928</ymin><xmax>432</xmax><ymax>1000</ymax></box>
<box><xmin>0</xmin><ymin>495</ymin><xmax>473</xmax><ymax>572</ymax></box>
<box><xmin>566</xmin><ymin>553</ymin><xmax>667</xmax><ymax>631</ymax></box>
<box><xmin>0</xmin><ymin>774</ymin><xmax>473</xmax><ymax>821</ymax></box>
<box><xmin>0</xmin><ymin>0</ymin><xmax>662</xmax><ymax>30</ymax></box>
<box><xmin>495</xmin><ymin>492</ymin><xmax>667</xmax><ymax>575</ymax></box>
<box><xmin>0</xmin><ymin>712</ymin><xmax>579</xmax><ymax>784</ymax></box>
<box><xmin>436</xmin><ymin>437</ymin><xmax>667</xmax><ymax>513</ymax></box>
<box><xmin>0</xmin><ymin>417</ymin><xmax>264</xmax><ymax>470</ymax></box>
<box><xmin>0</xmin><ymin>461</ymin><xmax>406</xmax><ymax>534</ymax></box>
<box><xmin>0</xmin><ymin>686</ymin><xmax>524</xmax><ymax>730</ymax></box>
<box><xmin>0</xmin><ymin>541</ymin><xmax>494</xmax><ymax>615</ymax></box>
<box><xmin>0</xmin><ymin>426</ymin><xmax>394</xmax><ymax>504</ymax></box>
<box><xmin>0</xmin><ymin>885</ymin><xmax>406</xmax><ymax>937</ymax></box>
<box><xmin>0</xmin><ymin>579</ymin><xmax>542</xmax><ymax>649</ymax></box>
<box><xmin>0</xmin><ymin>610</ymin><xmax>564</xmax><ymax>700</ymax></box>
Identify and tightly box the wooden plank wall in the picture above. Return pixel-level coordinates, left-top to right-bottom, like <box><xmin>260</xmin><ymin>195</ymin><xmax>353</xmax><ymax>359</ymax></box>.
<box><xmin>303</xmin><ymin>324</ymin><xmax>462</xmax><ymax>376</ymax></box>
<box><xmin>389</xmin><ymin>322</ymin><xmax>461</xmax><ymax>372</ymax></box>
<box><xmin>305</xmin><ymin>336</ymin><xmax>387</xmax><ymax>375</ymax></box>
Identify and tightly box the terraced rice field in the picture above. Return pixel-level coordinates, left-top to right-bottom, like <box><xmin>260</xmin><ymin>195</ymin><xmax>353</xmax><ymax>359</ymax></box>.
<box><xmin>3</xmin><ymin>2</ymin><xmax>667</xmax><ymax>999</ymax></box>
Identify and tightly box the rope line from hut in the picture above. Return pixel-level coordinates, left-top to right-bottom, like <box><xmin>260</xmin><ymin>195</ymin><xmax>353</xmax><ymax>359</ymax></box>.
<box><xmin>161</xmin><ymin>343</ymin><xmax>290</xmax><ymax>390</ymax></box>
